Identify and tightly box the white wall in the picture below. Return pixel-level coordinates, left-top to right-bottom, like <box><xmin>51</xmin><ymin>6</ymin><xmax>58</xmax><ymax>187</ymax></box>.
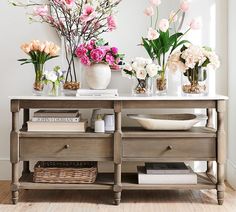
<box><xmin>227</xmin><ymin>0</ymin><xmax>236</xmax><ymax>189</ymax></box>
<box><xmin>0</xmin><ymin>0</ymin><xmax>228</xmax><ymax>180</ymax></box>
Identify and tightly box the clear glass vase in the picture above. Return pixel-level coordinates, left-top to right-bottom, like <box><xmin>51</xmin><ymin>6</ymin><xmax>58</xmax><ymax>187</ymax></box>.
<box><xmin>156</xmin><ymin>70</ymin><xmax>168</xmax><ymax>95</ymax></box>
<box><xmin>61</xmin><ymin>37</ymin><xmax>81</xmax><ymax>95</ymax></box>
<box><xmin>182</xmin><ymin>67</ymin><xmax>209</xmax><ymax>96</ymax></box>
<box><xmin>44</xmin><ymin>82</ymin><xmax>61</xmax><ymax>97</ymax></box>
<box><xmin>33</xmin><ymin>63</ymin><xmax>44</xmax><ymax>96</ymax></box>
<box><xmin>132</xmin><ymin>77</ymin><xmax>153</xmax><ymax>96</ymax></box>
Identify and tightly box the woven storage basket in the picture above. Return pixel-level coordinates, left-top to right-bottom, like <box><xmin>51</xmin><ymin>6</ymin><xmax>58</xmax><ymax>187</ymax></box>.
<box><xmin>33</xmin><ymin>161</ymin><xmax>97</xmax><ymax>184</ymax></box>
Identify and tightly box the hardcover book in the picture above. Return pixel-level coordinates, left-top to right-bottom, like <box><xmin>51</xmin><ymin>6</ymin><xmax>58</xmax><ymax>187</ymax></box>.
<box><xmin>145</xmin><ymin>162</ymin><xmax>190</xmax><ymax>174</ymax></box>
<box><xmin>137</xmin><ymin>166</ymin><xmax>197</xmax><ymax>185</ymax></box>
<box><xmin>32</xmin><ymin>116</ymin><xmax>81</xmax><ymax>123</ymax></box>
<box><xmin>34</xmin><ymin>110</ymin><xmax>80</xmax><ymax>118</ymax></box>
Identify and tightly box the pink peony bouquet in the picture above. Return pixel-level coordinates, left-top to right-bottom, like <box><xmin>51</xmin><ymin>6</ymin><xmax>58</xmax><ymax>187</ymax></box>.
<box><xmin>75</xmin><ymin>39</ymin><xmax>124</xmax><ymax>70</ymax></box>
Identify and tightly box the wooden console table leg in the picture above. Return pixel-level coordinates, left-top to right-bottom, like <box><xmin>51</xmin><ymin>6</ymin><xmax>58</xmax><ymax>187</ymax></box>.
<box><xmin>22</xmin><ymin>109</ymin><xmax>30</xmax><ymax>175</ymax></box>
<box><xmin>206</xmin><ymin>108</ymin><xmax>214</xmax><ymax>175</ymax></box>
<box><xmin>216</xmin><ymin>101</ymin><xmax>226</xmax><ymax>205</ymax></box>
<box><xmin>10</xmin><ymin>100</ymin><xmax>20</xmax><ymax>205</ymax></box>
<box><xmin>113</xmin><ymin>101</ymin><xmax>122</xmax><ymax>205</ymax></box>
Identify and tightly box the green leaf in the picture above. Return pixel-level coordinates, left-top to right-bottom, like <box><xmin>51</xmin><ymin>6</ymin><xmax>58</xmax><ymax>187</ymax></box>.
<box><xmin>142</xmin><ymin>38</ymin><xmax>154</xmax><ymax>59</ymax></box>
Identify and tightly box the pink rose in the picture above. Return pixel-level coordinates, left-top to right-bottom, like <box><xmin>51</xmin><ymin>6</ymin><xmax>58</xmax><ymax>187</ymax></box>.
<box><xmin>158</xmin><ymin>19</ymin><xmax>169</xmax><ymax>32</ymax></box>
<box><xmin>107</xmin><ymin>15</ymin><xmax>117</xmax><ymax>31</ymax></box>
<box><xmin>144</xmin><ymin>6</ymin><xmax>154</xmax><ymax>16</ymax></box>
<box><xmin>147</xmin><ymin>27</ymin><xmax>160</xmax><ymax>40</ymax></box>
<box><xmin>75</xmin><ymin>45</ymin><xmax>88</xmax><ymax>58</ymax></box>
<box><xmin>111</xmin><ymin>47</ymin><xmax>118</xmax><ymax>55</ymax></box>
<box><xmin>89</xmin><ymin>39</ymin><xmax>96</xmax><ymax>46</ymax></box>
<box><xmin>90</xmin><ymin>48</ymin><xmax>105</xmax><ymax>62</ymax></box>
<box><xmin>33</xmin><ymin>6</ymin><xmax>48</xmax><ymax>17</ymax></box>
<box><xmin>106</xmin><ymin>54</ymin><xmax>115</xmax><ymax>65</ymax></box>
<box><xmin>101</xmin><ymin>46</ymin><xmax>111</xmax><ymax>53</ymax></box>
<box><xmin>190</xmin><ymin>18</ymin><xmax>201</xmax><ymax>30</ymax></box>
<box><xmin>86</xmin><ymin>44</ymin><xmax>94</xmax><ymax>51</ymax></box>
<box><xmin>180</xmin><ymin>0</ymin><xmax>190</xmax><ymax>12</ymax></box>
<box><xmin>80</xmin><ymin>56</ymin><xmax>91</xmax><ymax>66</ymax></box>
<box><xmin>149</xmin><ymin>0</ymin><xmax>161</xmax><ymax>6</ymax></box>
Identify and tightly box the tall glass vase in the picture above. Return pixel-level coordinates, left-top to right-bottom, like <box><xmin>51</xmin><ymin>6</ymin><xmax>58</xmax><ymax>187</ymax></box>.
<box><xmin>61</xmin><ymin>37</ymin><xmax>81</xmax><ymax>96</ymax></box>
<box><xmin>33</xmin><ymin>63</ymin><xmax>44</xmax><ymax>96</ymax></box>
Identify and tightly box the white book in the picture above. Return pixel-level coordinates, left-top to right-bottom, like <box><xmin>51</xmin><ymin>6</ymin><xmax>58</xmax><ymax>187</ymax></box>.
<box><xmin>27</xmin><ymin>120</ymin><xmax>88</xmax><ymax>132</ymax></box>
<box><xmin>32</xmin><ymin>116</ymin><xmax>80</xmax><ymax>123</ymax></box>
<box><xmin>137</xmin><ymin>166</ymin><xmax>197</xmax><ymax>185</ymax></box>
<box><xmin>76</xmin><ymin>89</ymin><xmax>118</xmax><ymax>97</ymax></box>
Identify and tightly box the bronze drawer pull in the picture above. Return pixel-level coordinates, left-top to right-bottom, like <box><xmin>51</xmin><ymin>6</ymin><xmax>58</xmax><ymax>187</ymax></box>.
<box><xmin>167</xmin><ymin>145</ymin><xmax>173</xmax><ymax>150</ymax></box>
<box><xmin>64</xmin><ymin>144</ymin><xmax>70</xmax><ymax>149</ymax></box>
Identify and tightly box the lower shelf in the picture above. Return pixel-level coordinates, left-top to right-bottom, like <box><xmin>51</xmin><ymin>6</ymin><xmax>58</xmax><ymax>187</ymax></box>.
<box><xmin>19</xmin><ymin>172</ymin><xmax>216</xmax><ymax>191</ymax></box>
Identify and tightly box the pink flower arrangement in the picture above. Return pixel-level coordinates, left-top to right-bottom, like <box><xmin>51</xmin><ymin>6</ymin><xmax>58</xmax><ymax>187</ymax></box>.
<box><xmin>75</xmin><ymin>39</ymin><xmax>124</xmax><ymax>70</ymax></box>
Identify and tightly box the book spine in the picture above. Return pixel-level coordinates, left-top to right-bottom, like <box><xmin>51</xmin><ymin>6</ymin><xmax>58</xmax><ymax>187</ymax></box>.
<box><xmin>32</xmin><ymin>117</ymin><xmax>80</xmax><ymax>123</ymax></box>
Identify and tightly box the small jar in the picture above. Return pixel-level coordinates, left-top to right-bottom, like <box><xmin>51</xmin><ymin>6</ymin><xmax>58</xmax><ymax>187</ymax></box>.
<box><xmin>94</xmin><ymin>114</ymin><xmax>105</xmax><ymax>133</ymax></box>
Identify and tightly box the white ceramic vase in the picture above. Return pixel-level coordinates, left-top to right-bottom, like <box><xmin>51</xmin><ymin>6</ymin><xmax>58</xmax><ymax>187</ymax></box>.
<box><xmin>85</xmin><ymin>63</ymin><xmax>111</xmax><ymax>90</ymax></box>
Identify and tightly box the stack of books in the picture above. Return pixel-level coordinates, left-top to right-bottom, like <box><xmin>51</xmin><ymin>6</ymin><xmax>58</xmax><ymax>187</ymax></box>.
<box><xmin>27</xmin><ymin>110</ymin><xmax>87</xmax><ymax>132</ymax></box>
<box><xmin>76</xmin><ymin>89</ymin><xmax>119</xmax><ymax>97</ymax></box>
<box><xmin>137</xmin><ymin>162</ymin><xmax>197</xmax><ymax>184</ymax></box>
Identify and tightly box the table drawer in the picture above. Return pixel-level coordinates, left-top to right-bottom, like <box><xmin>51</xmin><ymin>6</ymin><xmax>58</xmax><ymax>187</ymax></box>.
<box><xmin>20</xmin><ymin>137</ymin><xmax>113</xmax><ymax>161</ymax></box>
<box><xmin>123</xmin><ymin>138</ymin><xmax>216</xmax><ymax>160</ymax></box>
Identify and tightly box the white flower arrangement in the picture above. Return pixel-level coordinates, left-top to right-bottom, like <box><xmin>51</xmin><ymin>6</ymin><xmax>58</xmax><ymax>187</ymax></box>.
<box><xmin>122</xmin><ymin>57</ymin><xmax>160</xmax><ymax>80</ymax></box>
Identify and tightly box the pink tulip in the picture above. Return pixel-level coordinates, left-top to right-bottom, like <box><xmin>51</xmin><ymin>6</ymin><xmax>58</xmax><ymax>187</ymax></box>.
<box><xmin>149</xmin><ymin>0</ymin><xmax>161</xmax><ymax>6</ymax></box>
<box><xmin>158</xmin><ymin>19</ymin><xmax>169</xmax><ymax>32</ymax></box>
<box><xmin>180</xmin><ymin>0</ymin><xmax>190</xmax><ymax>12</ymax></box>
<box><xmin>33</xmin><ymin>6</ymin><xmax>48</xmax><ymax>17</ymax></box>
<box><xmin>144</xmin><ymin>6</ymin><xmax>154</xmax><ymax>16</ymax></box>
<box><xmin>107</xmin><ymin>15</ymin><xmax>117</xmax><ymax>31</ymax></box>
<box><xmin>190</xmin><ymin>18</ymin><xmax>201</xmax><ymax>30</ymax></box>
<box><xmin>147</xmin><ymin>27</ymin><xmax>160</xmax><ymax>40</ymax></box>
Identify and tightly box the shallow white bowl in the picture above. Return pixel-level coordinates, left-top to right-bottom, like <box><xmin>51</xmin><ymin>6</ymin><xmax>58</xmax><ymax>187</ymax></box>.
<box><xmin>127</xmin><ymin>114</ymin><xmax>206</xmax><ymax>131</ymax></box>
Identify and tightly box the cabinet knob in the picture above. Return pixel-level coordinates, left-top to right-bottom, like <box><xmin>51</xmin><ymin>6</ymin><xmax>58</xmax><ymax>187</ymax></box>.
<box><xmin>167</xmin><ymin>145</ymin><xmax>173</xmax><ymax>150</ymax></box>
<box><xmin>64</xmin><ymin>144</ymin><xmax>70</xmax><ymax>149</ymax></box>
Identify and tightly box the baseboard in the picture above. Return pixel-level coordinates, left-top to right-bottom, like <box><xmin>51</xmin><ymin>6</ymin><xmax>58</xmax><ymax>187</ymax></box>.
<box><xmin>0</xmin><ymin>158</ymin><xmax>11</xmax><ymax>180</ymax></box>
<box><xmin>227</xmin><ymin>159</ymin><xmax>236</xmax><ymax>189</ymax></box>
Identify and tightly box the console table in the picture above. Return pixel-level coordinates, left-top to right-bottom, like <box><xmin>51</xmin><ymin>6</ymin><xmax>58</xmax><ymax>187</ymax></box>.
<box><xmin>10</xmin><ymin>95</ymin><xmax>228</xmax><ymax>205</ymax></box>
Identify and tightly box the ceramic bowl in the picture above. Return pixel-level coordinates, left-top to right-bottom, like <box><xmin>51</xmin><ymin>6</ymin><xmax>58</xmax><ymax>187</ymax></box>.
<box><xmin>127</xmin><ymin>114</ymin><xmax>207</xmax><ymax>131</ymax></box>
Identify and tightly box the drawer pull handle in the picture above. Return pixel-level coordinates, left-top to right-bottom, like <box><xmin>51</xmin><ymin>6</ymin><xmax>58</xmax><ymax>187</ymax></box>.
<box><xmin>167</xmin><ymin>145</ymin><xmax>173</xmax><ymax>150</ymax></box>
<box><xmin>64</xmin><ymin>144</ymin><xmax>70</xmax><ymax>149</ymax></box>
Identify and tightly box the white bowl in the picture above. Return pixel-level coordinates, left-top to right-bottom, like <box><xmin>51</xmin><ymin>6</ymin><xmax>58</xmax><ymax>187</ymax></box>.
<box><xmin>127</xmin><ymin>114</ymin><xmax>207</xmax><ymax>131</ymax></box>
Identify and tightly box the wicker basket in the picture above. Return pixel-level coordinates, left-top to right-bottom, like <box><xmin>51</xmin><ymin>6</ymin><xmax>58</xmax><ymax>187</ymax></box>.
<box><xmin>33</xmin><ymin>161</ymin><xmax>97</xmax><ymax>184</ymax></box>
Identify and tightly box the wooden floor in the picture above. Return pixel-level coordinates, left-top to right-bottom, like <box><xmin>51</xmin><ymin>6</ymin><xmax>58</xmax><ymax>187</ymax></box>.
<box><xmin>0</xmin><ymin>181</ymin><xmax>236</xmax><ymax>212</ymax></box>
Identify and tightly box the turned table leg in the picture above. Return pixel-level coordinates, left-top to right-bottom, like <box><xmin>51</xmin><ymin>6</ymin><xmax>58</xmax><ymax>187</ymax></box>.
<box><xmin>22</xmin><ymin>109</ymin><xmax>30</xmax><ymax>175</ymax></box>
<box><xmin>113</xmin><ymin>101</ymin><xmax>122</xmax><ymax>205</ymax></box>
<box><xmin>10</xmin><ymin>100</ymin><xmax>20</xmax><ymax>204</ymax></box>
<box><xmin>206</xmin><ymin>108</ymin><xmax>214</xmax><ymax>175</ymax></box>
<box><xmin>216</xmin><ymin>101</ymin><xmax>226</xmax><ymax>205</ymax></box>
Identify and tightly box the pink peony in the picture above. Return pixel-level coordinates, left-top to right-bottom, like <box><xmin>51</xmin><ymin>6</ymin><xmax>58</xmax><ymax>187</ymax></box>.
<box><xmin>90</xmin><ymin>48</ymin><xmax>105</xmax><ymax>62</ymax></box>
<box><xmin>106</xmin><ymin>54</ymin><xmax>115</xmax><ymax>65</ymax></box>
<box><xmin>107</xmin><ymin>16</ymin><xmax>117</xmax><ymax>31</ymax></box>
<box><xmin>75</xmin><ymin>45</ymin><xmax>88</xmax><ymax>58</ymax></box>
<box><xmin>147</xmin><ymin>27</ymin><xmax>159</xmax><ymax>40</ymax></box>
<box><xmin>180</xmin><ymin>0</ymin><xmax>190</xmax><ymax>12</ymax></box>
<box><xmin>158</xmin><ymin>19</ymin><xmax>169</xmax><ymax>32</ymax></box>
<box><xmin>33</xmin><ymin>6</ymin><xmax>48</xmax><ymax>17</ymax></box>
<box><xmin>144</xmin><ymin>6</ymin><xmax>154</xmax><ymax>16</ymax></box>
<box><xmin>190</xmin><ymin>18</ymin><xmax>201</xmax><ymax>30</ymax></box>
<box><xmin>80</xmin><ymin>56</ymin><xmax>91</xmax><ymax>66</ymax></box>
<box><xmin>149</xmin><ymin>0</ymin><xmax>161</xmax><ymax>6</ymax></box>
<box><xmin>111</xmin><ymin>47</ymin><xmax>119</xmax><ymax>55</ymax></box>
<box><xmin>89</xmin><ymin>39</ymin><xmax>96</xmax><ymax>46</ymax></box>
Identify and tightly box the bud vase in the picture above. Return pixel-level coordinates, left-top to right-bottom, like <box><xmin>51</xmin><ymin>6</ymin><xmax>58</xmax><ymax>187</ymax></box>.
<box><xmin>132</xmin><ymin>77</ymin><xmax>153</xmax><ymax>96</ymax></box>
<box><xmin>44</xmin><ymin>82</ymin><xmax>61</xmax><ymax>97</ymax></box>
<box><xmin>182</xmin><ymin>67</ymin><xmax>208</xmax><ymax>96</ymax></box>
<box><xmin>156</xmin><ymin>70</ymin><xmax>168</xmax><ymax>95</ymax></box>
<box><xmin>33</xmin><ymin>63</ymin><xmax>44</xmax><ymax>96</ymax></box>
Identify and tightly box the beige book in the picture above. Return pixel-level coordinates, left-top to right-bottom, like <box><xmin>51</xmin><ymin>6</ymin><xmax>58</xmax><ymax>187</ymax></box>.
<box><xmin>27</xmin><ymin>120</ymin><xmax>88</xmax><ymax>132</ymax></box>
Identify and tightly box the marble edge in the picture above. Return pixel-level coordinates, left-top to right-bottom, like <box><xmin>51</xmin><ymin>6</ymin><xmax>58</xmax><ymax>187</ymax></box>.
<box><xmin>9</xmin><ymin>94</ymin><xmax>229</xmax><ymax>101</ymax></box>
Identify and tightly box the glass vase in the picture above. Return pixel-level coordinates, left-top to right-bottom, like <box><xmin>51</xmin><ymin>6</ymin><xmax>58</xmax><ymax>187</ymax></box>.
<box><xmin>44</xmin><ymin>82</ymin><xmax>61</xmax><ymax>97</ymax></box>
<box><xmin>156</xmin><ymin>70</ymin><xmax>168</xmax><ymax>95</ymax></box>
<box><xmin>132</xmin><ymin>77</ymin><xmax>153</xmax><ymax>96</ymax></box>
<box><xmin>182</xmin><ymin>67</ymin><xmax>209</xmax><ymax>96</ymax></box>
<box><xmin>33</xmin><ymin>63</ymin><xmax>44</xmax><ymax>96</ymax></box>
<box><xmin>61</xmin><ymin>37</ymin><xmax>81</xmax><ymax>96</ymax></box>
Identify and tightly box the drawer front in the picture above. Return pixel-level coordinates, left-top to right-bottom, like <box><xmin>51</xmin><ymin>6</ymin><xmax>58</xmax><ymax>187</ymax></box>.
<box><xmin>123</xmin><ymin>138</ymin><xmax>216</xmax><ymax>160</ymax></box>
<box><xmin>20</xmin><ymin>137</ymin><xmax>113</xmax><ymax>161</ymax></box>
